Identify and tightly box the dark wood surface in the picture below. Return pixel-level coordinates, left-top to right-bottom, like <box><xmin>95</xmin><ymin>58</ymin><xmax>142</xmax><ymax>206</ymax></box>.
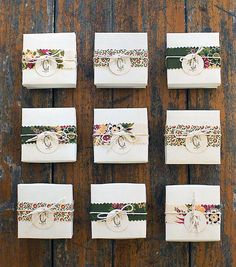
<box><xmin>0</xmin><ymin>1</ymin><xmax>235</xmax><ymax>266</ymax></box>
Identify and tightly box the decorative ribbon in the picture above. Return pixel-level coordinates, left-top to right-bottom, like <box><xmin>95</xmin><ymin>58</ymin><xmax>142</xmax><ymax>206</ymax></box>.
<box><xmin>90</xmin><ymin>202</ymin><xmax>147</xmax><ymax>221</ymax></box>
<box><xmin>165</xmin><ymin>196</ymin><xmax>221</xmax><ymax>232</ymax></box>
<box><xmin>93</xmin><ymin>49</ymin><xmax>148</xmax><ymax>68</ymax></box>
<box><xmin>21</xmin><ymin>125</ymin><xmax>77</xmax><ymax>145</ymax></box>
<box><xmin>165</xmin><ymin>125</ymin><xmax>221</xmax><ymax>147</ymax></box>
<box><xmin>166</xmin><ymin>46</ymin><xmax>221</xmax><ymax>69</ymax></box>
<box><xmin>17</xmin><ymin>198</ymin><xmax>74</xmax><ymax>222</ymax></box>
<box><xmin>22</xmin><ymin>49</ymin><xmax>77</xmax><ymax>70</ymax></box>
<box><xmin>93</xmin><ymin>123</ymin><xmax>148</xmax><ymax>148</ymax></box>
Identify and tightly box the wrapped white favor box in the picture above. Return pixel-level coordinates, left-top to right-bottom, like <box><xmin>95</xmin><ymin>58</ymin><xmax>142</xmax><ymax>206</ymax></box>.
<box><xmin>165</xmin><ymin>110</ymin><xmax>221</xmax><ymax>164</ymax></box>
<box><xmin>94</xmin><ymin>33</ymin><xmax>148</xmax><ymax>88</ymax></box>
<box><xmin>166</xmin><ymin>33</ymin><xmax>221</xmax><ymax>89</ymax></box>
<box><xmin>93</xmin><ymin>108</ymin><xmax>149</xmax><ymax>163</ymax></box>
<box><xmin>17</xmin><ymin>184</ymin><xmax>74</xmax><ymax>239</ymax></box>
<box><xmin>21</xmin><ymin>107</ymin><xmax>77</xmax><ymax>163</ymax></box>
<box><xmin>166</xmin><ymin>185</ymin><xmax>221</xmax><ymax>242</ymax></box>
<box><xmin>90</xmin><ymin>183</ymin><xmax>147</xmax><ymax>239</ymax></box>
<box><xmin>22</xmin><ymin>32</ymin><xmax>77</xmax><ymax>89</ymax></box>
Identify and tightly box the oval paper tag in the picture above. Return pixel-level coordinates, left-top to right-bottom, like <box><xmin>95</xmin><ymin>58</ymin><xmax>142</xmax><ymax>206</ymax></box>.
<box><xmin>185</xmin><ymin>133</ymin><xmax>208</xmax><ymax>153</ymax></box>
<box><xmin>111</xmin><ymin>135</ymin><xmax>132</xmax><ymax>154</ymax></box>
<box><xmin>181</xmin><ymin>54</ymin><xmax>204</xmax><ymax>76</ymax></box>
<box><xmin>106</xmin><ymin>210</ymin><xmax>129</xmax><ymax>232</ymax></box>
<box><xmin>35</xmin><ymin>56</ymin><xmax>57</xmax><ymax>77</ymax></box>
<box><xmin>36</xmin><ymin>131</ymin><xmax>59</xmax><ymax>154</ymax></box>
<box><xmin>32</xmin><ymin>208</ymin><xmax>54</xmax><ymax>230</ymax></box>
<box><xmin>109</xmin><ymin>57</ymin><xmax>131</xmax><ymax>75</ymax></box>
<box><xmin>184</xmin><ymin>211</ymin><xmax>207</xmax><ymax>233</ymax></box>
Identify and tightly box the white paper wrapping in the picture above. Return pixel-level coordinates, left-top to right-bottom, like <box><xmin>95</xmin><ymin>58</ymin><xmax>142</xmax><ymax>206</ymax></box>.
<box><xmin>91</xmin><ymin>183</ymin><xmax>146</xmax><ymax>239</ymax></box>
<box><xmin>94</xmin><ymin>108</ymin><xmax>149</xmax><ymax>163</ymax></box>
<box><xmin>94</xmin><ymin>33</ymin><xmax>148</xmax><ymax>88</ymax></box>
<box><xmin>167</xmin><ymin>32</ymin><xmax>221</xmax><ymax>89</ymax></box>
<box><xmin>18</xmin><ymin>184</ymin><xmax>73</xmax><ymax>239</ymax></box>
<box><xmin>165</xmin><ymin>110</ymin><xmax>221</xmax><ymax>164</ymax></box>
<box><xmin>22</xmin><ymin>32</ymin><xmax>77</xmax><ymax>89</ymax></box>
<box><xmin>166</xmin><ymin>185</ymin><xmax>221</xmax><ymax>242</ymax></box>
<box><xmin>21</xmin><ymin>108</ymin><xmax>77</xmax><ymax>163</ymax></box>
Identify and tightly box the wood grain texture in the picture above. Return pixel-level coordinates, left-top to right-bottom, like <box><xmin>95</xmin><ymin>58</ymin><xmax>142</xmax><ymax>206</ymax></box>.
<box><xmin>0</xmin><ymin>0</ymin><xmax>235</xmax><ymax>267</ymax></box>
<box><xmin>0</xmin><ymin>1</ymin><xmax>54</xmax><ymax>267</ymax></box>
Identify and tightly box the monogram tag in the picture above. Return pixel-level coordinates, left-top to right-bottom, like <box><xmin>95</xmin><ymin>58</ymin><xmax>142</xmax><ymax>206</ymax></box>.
<box><xmin>181</xmin><ymin>54</ymin><xmax>204</xmax><ymax>76</ymax></box>
<box><xmin>185</xmin><ymin>133</ymin><xmax>208</xmax><ymax>153</ymax></box>
<box><xmin>31</xmin><ymin>208</ymin><xmax>54</xmax><ymax>229</ymax></box>
<box><xmin>106</xmin><ymin>210</ymin><xmax>129</xmax><ymax>232</ymax></box>
<box><xmin>109</xmin><ymin>57</ymin><xmax>131</xmax><ymax>75</ymax></box>
<box><xmin>36</xmin><ymin>131</ymin><xmax>59</xmax><ymax>154</ymax></box>
<box><xmin>35</xmin><ymin>56</ymin><xmax>57</xmax><ymax>77</ymax></box>
<box><xmin>184</xmin><ymin>211</ymin><xmax>207</xmax><ymax>233</ymax></box>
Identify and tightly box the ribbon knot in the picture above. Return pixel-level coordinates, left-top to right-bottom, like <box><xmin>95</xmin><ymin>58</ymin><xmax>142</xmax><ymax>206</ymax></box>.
<box><xmin>97</xmin><ymin>204</ymin><xmax>134</xmax><ymax>221</ymax></box>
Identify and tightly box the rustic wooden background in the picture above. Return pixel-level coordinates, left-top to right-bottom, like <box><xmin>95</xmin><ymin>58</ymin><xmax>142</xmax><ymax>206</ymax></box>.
<box><xmin>0</xmin><ymin>0</ymin><xmax>236</xmax><ymax>266</ymax></box>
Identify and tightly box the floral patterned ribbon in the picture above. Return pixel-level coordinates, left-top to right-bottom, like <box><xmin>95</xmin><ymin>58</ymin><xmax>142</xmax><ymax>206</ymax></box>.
<box><xmin>90</xmin><ymin>202</ymin><xmax>147</xmax><ymax>221</ymax></box>
<box><xmin>93</xmin><ymin>49</ymin><xmax>148</xmax><ymax>67</ymax></box>
<box><xmin>93</xmin><ymin>123</ymin><xmax>148</xmax><ymax>146</ymax></box>
<box><xmin>165</xmin><ymin>125</ymin><xmax>221</xmax><ymax>147</ymax></box>
<box><xmin>17</xmin><ymin>202</ymin><xmax>74</xmax><ymax>222</ymax></box>
<box><xmin>22</xmin><ymin>49</ymin><xmax>77</xmax><ymax>70</ymax></box>
<box><xmin>166</xmin><ymin>46</ymin><xmax>221</xmax><ymax>69</ymax></box>
<box><xmin>21</xmin><ymin>125</ymin><xmax>77</xmax><ymax>144</ymax></box>
<box><xmin>165</xmin><ymin>203</ymin><xmax>221</xmax><ymax>225</ymax></box>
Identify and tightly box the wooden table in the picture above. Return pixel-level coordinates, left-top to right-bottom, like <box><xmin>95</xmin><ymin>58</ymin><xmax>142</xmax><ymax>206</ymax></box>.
<box><xmin>0</xmin><ymin>1</ymin><xmax>235</xmax><ymax>266</ymax></box>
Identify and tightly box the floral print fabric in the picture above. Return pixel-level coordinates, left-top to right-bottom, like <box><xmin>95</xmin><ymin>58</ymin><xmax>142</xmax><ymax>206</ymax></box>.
<box><xmin>17</xmin><ymin>202</ymin><xmax>74</xmax><ymax>222</ymax></box>
<box><xmin>165</xmin><ymin>125</ymin><xmax>221</xmax><ymax>147</ymax></box>
<box><xmin>94</xmin><ymin>49</ymin><xmax>148</xmax><ymax>67</ymax></box>
<box><xmin>93</xmin><ymin>123</ymin><xmax>134</xmax><ymax>146</ymax></box>
<box><xmin>22</xmin><ymin>49</ymin><xmax>65</xmax><ymax>70</ymax></box>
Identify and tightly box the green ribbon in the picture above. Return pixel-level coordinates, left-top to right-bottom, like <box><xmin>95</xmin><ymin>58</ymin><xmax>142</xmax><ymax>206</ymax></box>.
<box><xmin>166</xmin><ymin>46</ymin><xmax>221</xmax><ymax>69</ymax></box>
<box><xmin>90</xmin><ymin>203</ymin><xmax>147</xmax><ymax>221</ymax></box>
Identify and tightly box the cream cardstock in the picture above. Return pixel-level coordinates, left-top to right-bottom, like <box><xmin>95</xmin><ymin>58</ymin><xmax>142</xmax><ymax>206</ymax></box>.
<box><xmin>21</xmin><ymin>108</ymin><xmax>77</xmax><ymax>163</ymax></box>
<box><xmin>167</xmin><ymin>32</ymin><xmax>221</xmax><ymax>89</ymax></box>
<box><xmin>94</xmin><ymin>33</ymin><xmax>148</xmax><ymax>88</ymax></box>
<box><xmin>91</xmin><ymin>183</ymin><xmax>146</xmax><ymax>239</ymax></box>
<box><xmin>166</xmin><ymin>185</ymin><xmax>221</xmax><ymax>242</ymax></box>
<box><xmin>18</xmin><ymin>184</ymin><xmax>73</xmax><ymax>239</ymax></box>
<box><xmin>22</xmin><ymin>32</ymin><xmax>77</xmax><ymax>89</ymax></box>
<box><xmin>93</xmin><ymin>108</ymin><xmax>149</xmax><ymax>163</ymax></box>
<box><xmin>165</xmin><ymin>110</ymin><xmax>221</xmax><ymax>164</ymax></box>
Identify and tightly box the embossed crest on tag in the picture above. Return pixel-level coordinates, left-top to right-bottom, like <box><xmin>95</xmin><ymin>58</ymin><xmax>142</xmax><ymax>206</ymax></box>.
<box><xmin>185</xmin><ymin>133</ymin><xmax>208</xmax><ymax>153</ymax></box>
<box><xmin>184</xmin><ymin>211</ymin><xmax>207</xmax><ymax>233</ymax></box>
<box><xmin>35</xmin><ymin>56</ymin><xmax>57</xmax><ymax>77</ymax></box>
<box><xmin>109</xmin><ymin>57</ymin><xmax>131</xmax><ymax>75</ymax></box>
<box><xmin>181</xmin><ymin>54</ymin><xmax>204</xmax><ymax>76</ymax></box>
<box><xmin>106</xmin><ymin>210</ymin><xmax>129</xmax><ymax>232</ymax></box>
<box><xmin>36</xmin><ymin>131</ymin><xmax>59</xmax><ymax>154</ymax></box>
<box><xmin>32</xmin><ymin>208</ymin><xmax>54</xmax><ymax>229</ymax></box>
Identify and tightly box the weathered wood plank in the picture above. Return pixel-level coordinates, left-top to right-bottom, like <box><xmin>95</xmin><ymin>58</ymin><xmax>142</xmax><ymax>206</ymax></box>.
<box><xmin>0</xmin><ymin>1</ymin><xmax>54</xmax><ymax>267</ymax></box>
<box><xmin>53</xmin><ymin>1</ymin><xmax>114</xmax><ymax>266</ymax></box>
<box><xmin>186</xmin><ymin>0</ymin><xmax>236</xmax><ymax>266</ymax></box>
<box><xmin>111</xmin><ymin>1</ymin><xmax>189</xmax><ymax>266</ymax></box>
